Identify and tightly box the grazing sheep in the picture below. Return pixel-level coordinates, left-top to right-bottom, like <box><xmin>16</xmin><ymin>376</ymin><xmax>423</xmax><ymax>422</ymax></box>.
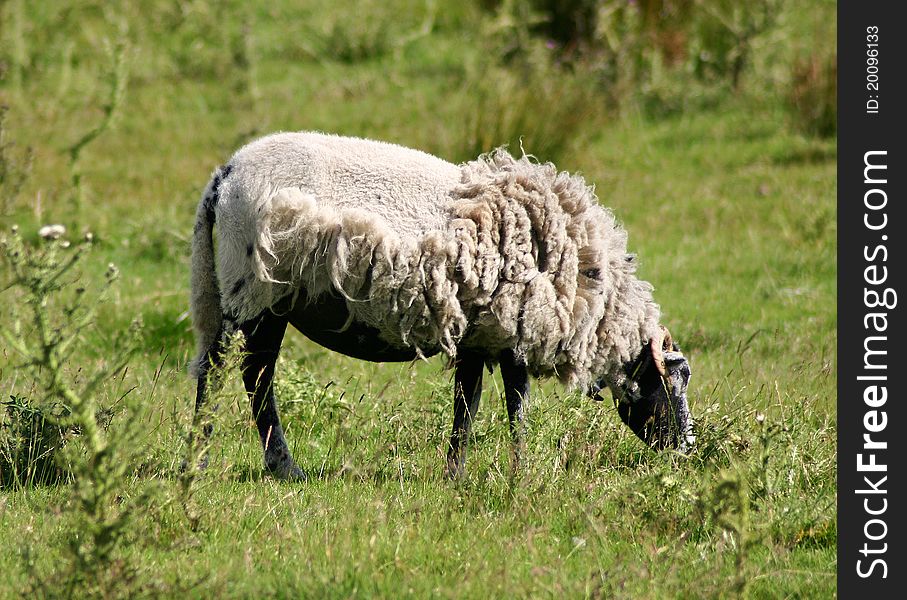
<box><xmin>189</xmin><ymin>132</ymin><xmax>692</xmax><ymax>480</ymax></box>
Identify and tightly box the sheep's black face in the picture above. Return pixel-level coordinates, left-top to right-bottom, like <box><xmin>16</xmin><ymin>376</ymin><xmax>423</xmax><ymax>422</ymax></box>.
<box><xmin>590</xmin><ymin>335</ymin><xmax>693</xmax><ymax>452</ymax></box>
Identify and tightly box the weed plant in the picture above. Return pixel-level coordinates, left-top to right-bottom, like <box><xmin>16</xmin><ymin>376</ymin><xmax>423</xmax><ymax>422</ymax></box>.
<box><xmin>0</xmin><ymin>227</ymin><xmax>151</xmax><ymax>597</ymax></box>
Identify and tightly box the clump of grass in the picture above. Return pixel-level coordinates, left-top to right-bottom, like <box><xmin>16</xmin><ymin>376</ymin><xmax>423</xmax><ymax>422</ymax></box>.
<box><xmin>438</xmin><ymin>1</ymin><xmax>605</xmax><ymax>163</ymax></box>
<box><xmin>319</xmin><ymin>1</ymin><xmax>393</xmax><ymax>63</ymax></box>
<box><xmin>0</xmin><ymin>392</ymin><xmax>71</xmax><ymax>488</ymax></box>
<box><xmin>787</xmin><ymin>49</ymin><xmax>836</xmax><ymax>138</ymax></box>
<box><xmin>150</xmin><ymin>1</ymin><xmax>243</xmax><ymax>80</ymax></box>
<box><xmin>3</xmin><ymin>0</ymin><xmax>28</xmax><ymax>91</ymax></box>
<box><xmin>307</xmin><ymin>0</ymin><xmax>442</xmax><ymax>64</ymax></box>
<box><xmin>451</xmin><ymin>59</ymin><xmax>603</xmax><ymax>163</ymax></box>
<box><xmin>0</xmin><ymin>104</ymin><xmax>34</xmax><ymax>216</ymax></box>
<box><xmin>0</xmin><ymin>225</ymin><xmax>149</xmax><ymax>597</ymax></box>
<box><xmin>471</xmin><ymin>0</ymin><xmax>783</xmax><ymax>117</ymax></box>
<box><xmin>180</xmin><ymin>330</ymin><xmax>246</xmax><ymax>533</ymax></box>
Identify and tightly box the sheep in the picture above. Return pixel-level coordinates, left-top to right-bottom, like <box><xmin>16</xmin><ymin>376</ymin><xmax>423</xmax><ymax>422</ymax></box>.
<box><xmin>189</xmin><ymin>132</ymin><xmax>693</xmax><ymax>480</ymax></box>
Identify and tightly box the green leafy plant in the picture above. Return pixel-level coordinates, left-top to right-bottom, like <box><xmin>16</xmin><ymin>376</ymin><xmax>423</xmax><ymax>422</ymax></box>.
<box><xmin>0</xmin><ymin>225</ymin><xmax>146</xmax><ymax>597</ymax></box>
<box><xmin>705</xmin><ymin>469</ymin><xmax>755</xmax><ymax>597</ymax></box>
<box><xmin>0</xmin><ymin>392</ymin><xmax>71</xmax><ymax>488</ymax></box>
<box><xmin>66</xmin><ymin>31</ymin><xmax>130</xmax><ymax>216</ymax></box>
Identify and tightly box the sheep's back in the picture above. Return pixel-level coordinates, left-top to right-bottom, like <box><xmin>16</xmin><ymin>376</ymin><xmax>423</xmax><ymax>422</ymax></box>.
<box><xmin>223</xmin><ymin>131</ymin><xmax>460</xmax><ymax>238</ymax></box>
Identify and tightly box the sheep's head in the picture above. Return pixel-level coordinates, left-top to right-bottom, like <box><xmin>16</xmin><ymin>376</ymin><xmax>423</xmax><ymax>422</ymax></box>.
<box><xmin>589</xmin><ymin>326</ymin><xmax>694</xmax><ymax>452</ymax></box>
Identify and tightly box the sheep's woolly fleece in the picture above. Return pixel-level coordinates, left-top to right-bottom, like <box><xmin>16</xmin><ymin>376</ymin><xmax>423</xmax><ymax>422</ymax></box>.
<box><xmin>191</xmin><ymin>132</ymin><xmax>661</xmax><ymax>389</ymax></box>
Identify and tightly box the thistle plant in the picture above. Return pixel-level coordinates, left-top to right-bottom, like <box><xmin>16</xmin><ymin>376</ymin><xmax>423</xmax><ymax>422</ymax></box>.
<box><xmin>66</xmin><ymin>31</ymin><xmax>130</xmax><ymax>216</ymax></box>
<box><xmin>1</xmin><ymin>225</ymin><xmax>145</xmax><ymax>596</ymax></box>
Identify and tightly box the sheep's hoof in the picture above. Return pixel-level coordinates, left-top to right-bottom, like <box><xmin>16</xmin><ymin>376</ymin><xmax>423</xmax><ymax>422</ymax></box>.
<box><xmin>267</xmin><ymin>459</ymin><xmax>307</xmax><ymax>482</ymax></box>
<box><xmin>281</xmin><ymin>464</ymin><xmax>308</xmax><ymax>482</ymax></box>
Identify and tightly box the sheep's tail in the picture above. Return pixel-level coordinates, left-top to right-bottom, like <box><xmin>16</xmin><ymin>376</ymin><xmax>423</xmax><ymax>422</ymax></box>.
<box><xmin>189</xmin><ymin>164</ymin><xmax>232</xmax><ymax>378</ymax></box>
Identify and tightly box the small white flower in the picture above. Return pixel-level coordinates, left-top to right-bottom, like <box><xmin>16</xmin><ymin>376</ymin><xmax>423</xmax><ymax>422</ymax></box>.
<box><xmin>38</xmin><ymin>224</ymin><xmax>66</xmax><ymax>240</ymax></box>
<box><xmin>755</xmin><ymin>412</ymin><xmax>766</xmax><ymax>424</ymax></box>
<box><xmin>105</xmin><ymin>263</ymin><xmax>120</xmax><ymax>282</ymax></box>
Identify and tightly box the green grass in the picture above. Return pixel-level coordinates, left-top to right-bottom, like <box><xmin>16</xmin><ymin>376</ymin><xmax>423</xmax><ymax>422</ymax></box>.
<box><xmin>0</xmin><ymin>0</ymin><xmax>835</xmax><ymax>597</ymax></box>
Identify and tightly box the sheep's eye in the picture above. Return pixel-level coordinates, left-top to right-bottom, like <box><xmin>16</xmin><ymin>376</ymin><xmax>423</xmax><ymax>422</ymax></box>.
<box><xmin>583</xmin><ymin>268</ymin><xmax>600</xmax><ymax>280</ymax></box>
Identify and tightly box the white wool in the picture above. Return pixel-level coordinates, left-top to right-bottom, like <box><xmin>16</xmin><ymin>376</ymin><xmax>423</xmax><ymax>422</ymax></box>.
<box><xmin>191</xmin><ymin>132</ymin><xmax>661</xmax><ymax>389</ymax></box>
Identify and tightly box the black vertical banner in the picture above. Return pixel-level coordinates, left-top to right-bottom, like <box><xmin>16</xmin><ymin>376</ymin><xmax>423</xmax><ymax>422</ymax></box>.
<box><xmin>838</xmin><ymin>1</ymin><xmax>907</xmax><ymax>597</ymax></box>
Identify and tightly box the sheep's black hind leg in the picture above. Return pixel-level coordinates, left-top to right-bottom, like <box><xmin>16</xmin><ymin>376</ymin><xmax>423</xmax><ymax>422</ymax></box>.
<box><xmin>499</xmin><ymin>349</ymin><xmax>529</xmax><ymax>472</ymax></box>
<box><xmin>187</xmin><ymin>321</ymin><xmax>230</xmax><ymax>472</ymax></box>
<box><xmin>445</xmin><ymin>349</ymin><xmax>484</xmax><ymax>479</ymax></box>
<box><xmin>240</xmin><ymin>310</ymin><xmax>306</xmax><ymax>481</ymax></box>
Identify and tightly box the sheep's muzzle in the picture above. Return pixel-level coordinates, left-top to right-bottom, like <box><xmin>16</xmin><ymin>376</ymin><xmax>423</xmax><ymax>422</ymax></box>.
<box><xmin>604</xmin><ymin>326</ymin><xmax>694</xmax><ymax>452</ymax></box>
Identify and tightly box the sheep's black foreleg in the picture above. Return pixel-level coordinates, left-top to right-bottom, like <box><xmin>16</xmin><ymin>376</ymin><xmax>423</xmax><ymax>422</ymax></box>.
<box><xmin>499</xmin><ymin>348</ymin><xmax>528</xmax><ymax>471</ymax></box>
<box><xmin>240</xmin><ymin>310</ymin><xmax>306</xmax><ymax>481</ymax></box>
<box><xmin>445</xmin><ymin>350</ymin><xmax>484</xmax><ymax>479</ymax></box>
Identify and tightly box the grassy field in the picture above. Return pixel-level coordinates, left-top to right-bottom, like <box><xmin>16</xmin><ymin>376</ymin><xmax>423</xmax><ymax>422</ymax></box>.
<box><xmin>1</xmin><ymin>1</ymin><xmax>835</xmax><ymax>597</ymax></box>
